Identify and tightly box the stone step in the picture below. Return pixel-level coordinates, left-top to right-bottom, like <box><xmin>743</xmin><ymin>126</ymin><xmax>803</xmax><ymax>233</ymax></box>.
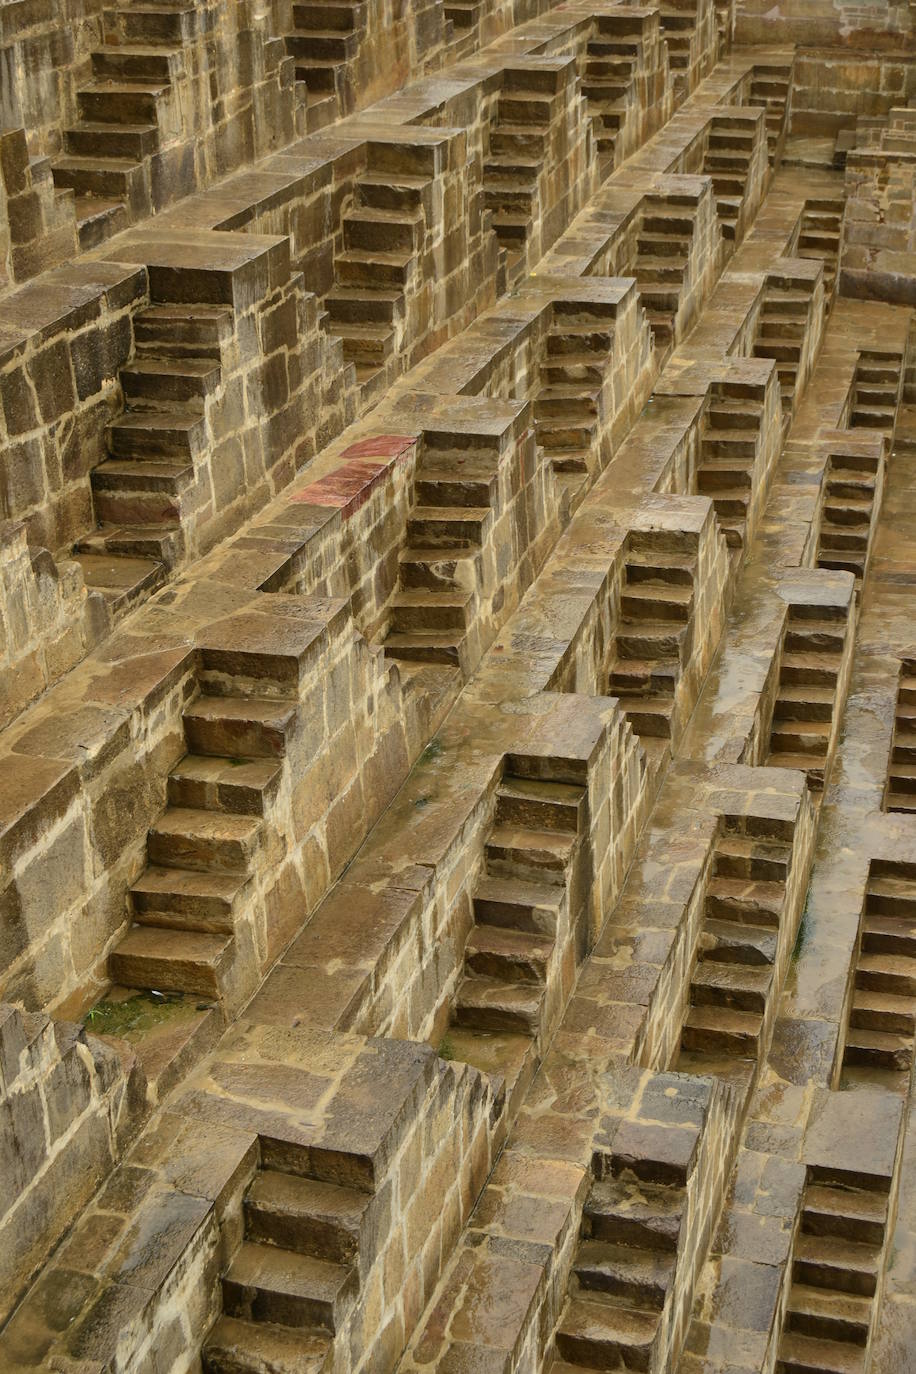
<box><xmin>75</xmin><ymin>523</ymin><xmax>183</xmax><ymax>567</ymax></box>
<box><xmin>407</xmin><ymin>504</ymin><xmax>490</xmax><ymax>546</ymax></box>
<box><xmin>167</xmin><ymin>755</ymin><xmax>284</xmax><ymax>817</ymax></box>
<box><xmin>336</xmin><ymin>246</ymin><xmax>415</xmax><ymax>288</ymax></box>
<box><xmin>52</xmin><ymin>153</ymin><xmax>145</xmax><ymax>200</ymax></box>
<box><xmin>245</xmin><ymin>1172</ymin><xmax>371</xmax><ymax>1263</ymax></box>
<box><xmin>495</xmin><ymin>776</ymin><xmax>585</xmax><ymax>833</ymax></box>
<box><xmin>843</xmin><ymin>1025</ymin><xmax>913</xmax><ymax>1073</ymax></box>
<box><xmin>357</xmin><ymin>171</ymin><xmax>430</xmax><ymax>213</ymax></box>
<box><xmin>115</xmin><ymin>4</ymin><xmax>200</xmax><ymax>46</ymax></box>
<box><xmin>64</xmin><ymin>120</ymin><xmax>159</xmax><ymax>160</ymax></box>
<box><xmin>134</xmin><ymin>302</ymin><xmax>233</xmax><ymax>357</ymax></box>
<box><xmin>792</xmin><ymin>1232</ymin><xmax>880</xmax><ymax>1297</ymax></box>
<box><xmin>202</xmin><ymin>1315</ymin><xmax>330</xmax><ymax>1374</ymax></box>
<box><xmin>285</xmin><ymin>28</ymin><xmax>360</xmax><ymax>61</ymax></box>
<box><xmin>293</xmin><ymin>0</ymin><xmax>366</xmax><ymax>31</ymax></box>
<box><xmin>779</xmin><ymin>651</ymin><xmax>840</xmax><ymax>687</ymax></box>
<box><xmin>861</xmin><ymin>914</ymin><xmax>916</xmax><ymax>960</ymax></box>
<box><xmin>785</xmin><ymin>1283</ymin><xmax>871</xmax><ymax>1346</ymax></box>
<box><xmin>485</xmin><ymin>823</ymin><xmax>577</xmax><ymax>884</ymax></box>
<box><xmin>453</xmin><ymin>973</ymin><xmax>543</xmax><ymax>1035</ymax></box>
<box><xmin>90</xmin><ymin>458</ymin><xmax>194</xmax><ymax>526</ymax></box>
<box><xmin>608</xmin><ymin>657</ymin><xmax>679</xmax><ymax>696</ymax></box>
<box><xmin>323</xmin><ymin>285</ymin><xmax>403</xmax><ymax>325</ymax></box>
<box><xmin>584</xmin><ymin>1174</ymin><xmax>684</xmax><ymax>1252</ymax></box>
<box><xmin>110</xmin><ymin>925</ymin><xmax>234</xmax><ymax>998</ymax></box>
<box><xmin>772</xmin><ymin>684</ymin><xmax>837</xmax><ymax>723</ymax></box>
<box><xmin>183</xmin><ymin>696</ymin><xmax>297</xmax><ymax>759</ymax></box>
<box><xmin>343</xmin><ymin>206</ymin><xmax>423</xmax><ymax>254</ymax></box>
<box><xmin>854</xmin><ymin>950</ymin><xmax>916</xmax><ymax>996</ymax></box>
<box><xmin>555</xmin><ymin>1295</ymin><xmax>661</xmax><ymax>1370</ymax></box>
<box><xmin>777</xmin><ymin>1329</ymin><xmax>866</xmax><ymax>1374</ymax></box>
<box><xmin>714</xmin><ymin>834</ymin><xmax>791</xmax><ymax>882</ymax></box>
<box><xmin>849</xmin><ymin>987</ymin><xmax>916</xmax><ymax>1036</ymax></box>
<box><xmin>700</xmin><ymin>917</ymin><xmax>778</xmax><ymax>966</ymax></box>
<box><xmin>690</xmin><ymin>960</ymin><xmax>772</xmax><ymax>1012</ymax></box>
<box><xmin>705</xmin><ymin>876</ymin><xmax>785</xmax><ymax>927</ymax></box>
<box><xmin>769</xmin><ymin>719</ymin><xmax>832</xmax><ymax>758</ymax></box>
<box><xmin>120</xmin><ymin>357</ymin><xmax>222</xmax><ymax>407</ymax></box>
<box><xmin>384</xmin><ymin>630</ymin><xmax>464</xmax><ymax>668</ymax></box>
<box><xmin>147</xmin><ymin>807</ymin><xmax>264</xmax><ymax>874</ymax></box>
<box><xmin>107</xmin><ymin>408</ymin><xmax>207</xmax><ymax>460</ymax></box>
<box><xmin>801</xmin><ymin>1184</ymin><xmax>888</xmax><ymax>1247</ymax></box>
<box><xmin>222</xmin><ymin>1240</ymin><xmax>357</xmax><ymax>1333</ymax></box>
<box><xmin>465</xmin><ymin>923</ymin><xmax>553</xmax><ymax>983</ymax></box>
<box><xmin>414</xmin><ymin>470</ymin><xmax>496</xmax><ymax>508</ymax></box>
<box><xmin>681</xmin><ymin>1003</ymin><xmax>762</xmax><ymax>1056</ymax></box>
<box><xmin>72</xmin><ymin>551</ymin><xmax>164</xmax><ymax>613</ymax></box>
<box><xmin>615</xmin><ymin>621</ymin><xmax>687</xmax><ymax>661</ymax></box>
<box><xmin>864</xmin><ymin>875</ymin><xmax>916</xmax><ymax>921</ymax></box>
<box><xmin>473</xmin><ymin>875</ymin><xmax>562</xmax><ymax>937</ymax></box>
<box><xmin>77</xmin><ymin>80</ymin><xmax>171</xmax><ymax>124</ymax></box>
<box><xmin>130</xmin><ymin>865</ymin><xmax>251</xmax><ymax>933</ymax></box>
<box><xmin>389</xmin><ymin>588</ymin><xmax>472</xmax><ymax>634</ymax></box>
<box><xmin>620</xmin><ymin>580</ymin><xmax>693</xmax><ymax>622</ymax></box>
<box><xmin>75</xmin><ymin>194</ymin><xmax>129</xmax><ymax>249</ymax></box>
<box><xmin>615</xmin><ymin>694</ymin><xmax>674</xmax><ymax>738</ymax></box>
<box><xmin>573</xmin><ymin>1238</ymin><xmax>675</xmax><ymax>1311</ymax></box>
<box><xmin>397</xmin><ymin>545</ymin><xmax>472</xmax><ymax>592</ymax></box>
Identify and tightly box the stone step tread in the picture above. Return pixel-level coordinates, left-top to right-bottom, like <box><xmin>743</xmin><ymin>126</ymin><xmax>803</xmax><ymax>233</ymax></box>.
<box><xmin>766</xmin><ymin>751</ymin><xmax>827</xmax><ymax>773</ymax></box>
<box><xmin>716</xmin><ymin>834</ymin><xmax>793</xmax><ymax>860</ymax></box>
<box><xmin>79</xmin><ymin>79</ymin><xmax>171</xmax><ymax>95</ymax></box>
<box><xmin>474</xmin><ymin>874</ymin><xmax>564</xmax><ymax>912</ymax></box>
<box><xmin>866</xmin><ymin>874</ymin><xmax>916</xmax><ymax>902</ymax></box>
<box><xmin>690</xmin><ymin>961</ymin><xmax>773</xmax><ymax>996</ymax></box>
<box><xmin>684</xmin><ymin>1004</ymin><xmax>762</xmax><ymax>1034</ymax></box>
<box><xmin>455</xmin><ymin>973</ymin><xmax>543</xmax><ymax>1020</ymax></box>
<box><xmin>390</xmin><ymin>588</ymin><xmax>473</xmax><ymax>607</ymax></box>
<box><xmin>774</xmin><ymin>684</ymin><xmax>838</xmax><ymax>705</ymax></box>
<box><xmin>622</xmin><ymin>580</ymin><xmax>693</xmax><ymax>604</ymax></box>
<box><xmin>465</xmin><ymin>922</ymin><xmax>554</xmax><ymax>963</ymax></box>
<box><xmin>574</xmin><ymin>1237</ymin><xmax>676</xmax><ymax>1284</ymax></box>
<box><xmin>843</xmin><ymin>1025</ymin><xmax>913</xmax><ymax>1054</ymax></box>
<box><xmin>203</xmin><ymin>1315</ymin><xmax>330</xmax><ymax>1374</ymax></box>
<box><xmin>110</xmin><ymin>408</ymin><xmax>206</xmax><ymax>432</ymax></box>
<box><xmin>856</xmin><ymin>951</ymin><xmax>916</xmax><ymax>977</ymax></box>
<box><xmin>585</xmin><ymin>1174</ymin><xmax>684</xmax><ymax>1238</ymax></box>
<box><xmin>410</xmin><ymin>504</ymin><xmax>491</xmax><ymax>520</ymax></box>
<box><xmin>247</xmin><ymin>1171</ymin><xmax>371</xmax><ymax>1234</ymax></box>
<box><xmin>793</xmin><ymin>1231</ymin><xmax>881</xmax><ymax>1270</ymax></box>
<box><xmin>358</xmin><ymin>171</ymin><xmax>431</xmax><ymax>189</ymax></box>
<box><xmin>706</xmin><ymin>875</ymin><xmax>786</xmax><ymax>911</ymax></box>
<box><xmin>777</xmin><ymin>1330</ymin><xmax>866</xmax><ymax>1373</ymax></box>
<box><xmin>54</xmin><ymin>152</ymin><xmax>144</xmax><ymax>174</ymax></box>
<box><xmin>770</xmin><ymin>718</ymin><xmax>833</xmax><ymax>737</ymax></box>
<box><xmin>151</xmin><ymin>807</ymin><xmax>264</xmax><ymax>843</ymax></box>
<box><xmin>398</xmin><ymin>544</ymin><xmax>474</xmax><ymax>563</ymax></box>
<box><xmin>851</xmin><ymin>987</ymin><xmax>916</xmax><ymax>1018</ymax></box>
<box><xmin>487</xmin><ymin>823</ymin><xmax>577</xmax><ymax>863</ymax></box>
<box><xmin>497</xmin><ymin>776</ymin><xmax>585</xmax><ymax>808</ymax></box>
<box><xmin>336</xmin><ymin>246</ymin><xmax>415</xmax><ymax>266</ymax></box>
<box><xmin>122</xmin><ymin>357</ymin><xmax>222</xmax><ymax>379</ymax></box>
<box><xmin>557</xmin><ymin>1294</ymin><xmax>660</xmax><ymax>1345</ymax></box>
<box><xmin>344</xmin><ymin>205</ymin><xmax>423</xmax><ymax>225</ymax></box>
<box><xmin>185</xmin><ymin>696</ymin><xmax>298</xmax><ymax>730</ymax></box>
<box><xmin>115</xmin><ymin>924</ymin><xmax>232</xmax><ymax>968</ymax></box>
<box><xmin>170</xmin><ymin>754</ymin><xmax>283</xmax><ymax>790</ymax></box>
<box><xmin>68</xmin><ymin>117</ymin><xmax>159</xmax><ymax>137</ymax></box>
<box><xmin>132</xmin><ymin>864</ymin><xmax>250</xmax><ymax>907</ymax></box>
<box><xmin>786</xmin><ymin>1281</ymin><xmax>872</xmax><ymax>1324</ymax></box>
<box><xmin>803</xmin><ymin>1184</ymin><xmax>889</xmax><ymax>1226</ymax></box>
<box><xmin>225</xmin><ymin>1240</ymin><xmax>354</xmax><ymax>1305</ymax></box>
<box><xmin>701</xmin><ymin>918</ymin><xmax>777</xmax><ymax>963</ymax></box>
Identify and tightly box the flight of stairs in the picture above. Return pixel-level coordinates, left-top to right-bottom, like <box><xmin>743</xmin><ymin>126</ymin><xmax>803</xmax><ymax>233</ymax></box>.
<box><xmin>764</xmin><ymin>604</ymin><xmax>847</xmax><ymax>790</ymax></box>
<box><xmin>53</xmin><ymin>8</ymin><xmax>190</xmax><ymax>249</ymax></box>
<box><xmin>815</xmin><ymin>448</ymin><xmax>881</xmax><ymax>584</ymax></box>
<box><xmin>848</xmin><ymin>350</ymin><xmax>903</xmax><ymax>431</ymax></box>
<box><xmin>581</xmin><ymin>30</ymin><xmax>639</xmax><ymax>175</ymax></box>
<box><xmin>658</xmin><ymin>0</ymin><xmax>698</xmax><ymax>83</ymax></box>
<box><xmin>702</xmin><ymin>114</ymin><xmax>756</xmax><ymax>243</ymax></box>
<box><xmin>74</xmin><ymin>302</ymin><xmax>229</xmax><ymax>613</ymax></box>
<box><xmin>283</xmin><ymin>0</ymin><xmax>368</xmax><ymax>129</ymax></box>
<box><xmin>108</xmin><ymin>687</ymin><xmax>296</xmax><ymax>1007</ymax></box>
<box><xmin>752</xmin><ymin>276</ymin><xmax>815</xmax><ymax>414</ymax></box>
<box><xmin>748</xmin><ymin>63</ymin><xmax>792</xmax><ymax>164</ymax></box>
<box><xmin>445</xmin><ymin>772</ymin><xmax>586</xmax><ymax>1110</ymax></box>
<box><xmin>323</xmin><ymin>150</ymin><xmax>431</xmax><ymax>392</ymax></box>
<box><xmin>534</xmin><ymin>301</ymin><xmax>617</xmax><ymax>507</ymax></box>
<box><xmin>607</xmin><ymin>547</ymin><xmax>696</xmax><ymax>757</ymax></box>
<box><xmin>885</xmin><ymin>660</ymin><xmax>916</xmax><ymax>813</ymax></box>
<box><xmin>842</xmin><ymin>861</ymin><xmax>916</xmax><ymax>1075</ymax></box>
<box><xmin>632</xmin><ymin>198</ymin><xmax>696</xmax><ymax>351</ymax></box>
<box><xmin>203</xmin><ymin>1161</ymin><xmax>372</xmax><ymax>1374</ymax></box>
<box><xmin>550</xmin><ymin>1152</ymin><xmax>687</xmax><ymax>1373</ymax></box>
<box><xmin>695</xmin><ymin>384</ymin><xmax>766</xmax><ymax>549</ymax></box>
<box><xmin>383</xmin><ymin>452</ymin><xmax>493</xmax><ymax>674</ymax></box>
<box><xmin>776</xmin><ymin>1169</ymin><xmax>891</xmax><ymax>1374</ymax></box>
<box><xmin>484</xmin><ymin>68</ymin><xmax>567</xmax><ymax>280</ymax></box>
<box><xmin>795</xmin><ymin>198</ymin><xmax>844</xmax><ymax>312</ymax></box>
<box><xmin>677</xmin><ymin>820</ymin><xmax>791</xmax><ymax>1078</ymax></box>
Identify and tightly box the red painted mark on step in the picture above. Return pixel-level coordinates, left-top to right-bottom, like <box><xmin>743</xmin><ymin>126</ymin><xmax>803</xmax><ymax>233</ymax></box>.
<box><xmin>291</xmin><ymin>435</ymin><xmax>415</xmax><ymax>516</ymax></box>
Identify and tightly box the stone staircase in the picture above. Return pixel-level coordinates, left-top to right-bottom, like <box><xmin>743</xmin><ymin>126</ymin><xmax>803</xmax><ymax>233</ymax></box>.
<box><xmin>283</xmin><ymin>0</ymin><xmax>368</xmax><ymax>129</ymax></box>
<box><xmin>764</xmin><ymin>603</ymin><xmax>848</xmax><ymax>789</ymax></box>
<box><xmin>444</xmin><ymin>771</ymin><xmax>587</xmax><ymax>1116</ymax></box>
<box><xmin>702</xmin><ymin>113</ymin><xmax>758</xmax><ymax>243</ymax></box>
<box><xmin>383</xmin><ymin>448</ymin><xmax>493</xmax><ymax>674</ymax></box>
<box><xmin>52</xmin><ymin>6</ymin><xmax>193</xmax><ymax>249</ymax></box>
<box><xmin>752</xmin><ymin>275</ymin><xmax>817</xmax><ymax>413</ymax></box>
<box><xmin>658</xmin><ymin>0</ymin><xmax>698</xmax><ymax>85</ymax></box>
<box><xmin>534</xmin><ymin>299</ymin><xmax>617</xmax><ymax>505</ymax></box>
<box><xmin>580</xmin><ymin>21</ymin><xmax>642</xmax><ymax>175</ymax></box>
<box><xmin>203</xmin><ymin>1157</ymin><xmax>373</xmax><ymax>1374</ymax></box>
<box><xmin>776</xmin><ymin>1168</ymin><xmax>892</xmax><ymax>1374</ymax></box>
<box><xmin>884</xmin><ymin>660</ymin><xmax>916</xmax><ymax>813</ymax></box>
<box><xmin>550</xmin><ymin>1146</ymin><xmax>688</xmax><ymax>1373</ymax></box>
<box><xmin>484</xmin><ymin>68</ymin><xmax>565</xmax><ymax>280</ymax></box>
<box><xmin>794</xmin><ymin>198</ymin><xmax>844</xmax><ymax>311</ymax></box>
<box><xmin>815</xmin><ymin>447</ymin><xmax>881</xmax><ymax>584</ymax></box>
<box><xmin>842</xmin><ymin>861</ymin><xmax>916</xmax><ymax>1075</ymax></box>
<box><xmin>695</xmin><ymin>381</ymin><xmax>766</xmax><ymax>549</ymax></box>
<box><xmin>632</xmin><ymin>197</ymin><xmax>697</xmax><ymax>351</ymax></box>
<box><xmin>75</xmin><ymin>302</ymin><xmax>230</xmax><ymax>613</ymax></box>
<box><xmin>848</xmin><ymin>350</ymin><xmax>903</xmax><ymax>430</ymax></box>
<box><xmin>108</xmin><ymin>677</ymin><xmax>297</xmax><ymax>1010</ymax></box>
<box><xmin>323</xmin><ymin>146</ymin><xmax>431</xmax><ymax>393</ymax></box>
<box><xmin>677</xmin><ymin>819</ymin><xmax>791</xmax><ymax>1078</ymax></box>
<box><xmin>606</xmin><ymin>545</ymin><xmax>697</xmax><ymax>757</ymax></box>
<box><xmin>748</xmin><ymin>62</ymin><xmax>792</xmax><ymax>164</ymax></box>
